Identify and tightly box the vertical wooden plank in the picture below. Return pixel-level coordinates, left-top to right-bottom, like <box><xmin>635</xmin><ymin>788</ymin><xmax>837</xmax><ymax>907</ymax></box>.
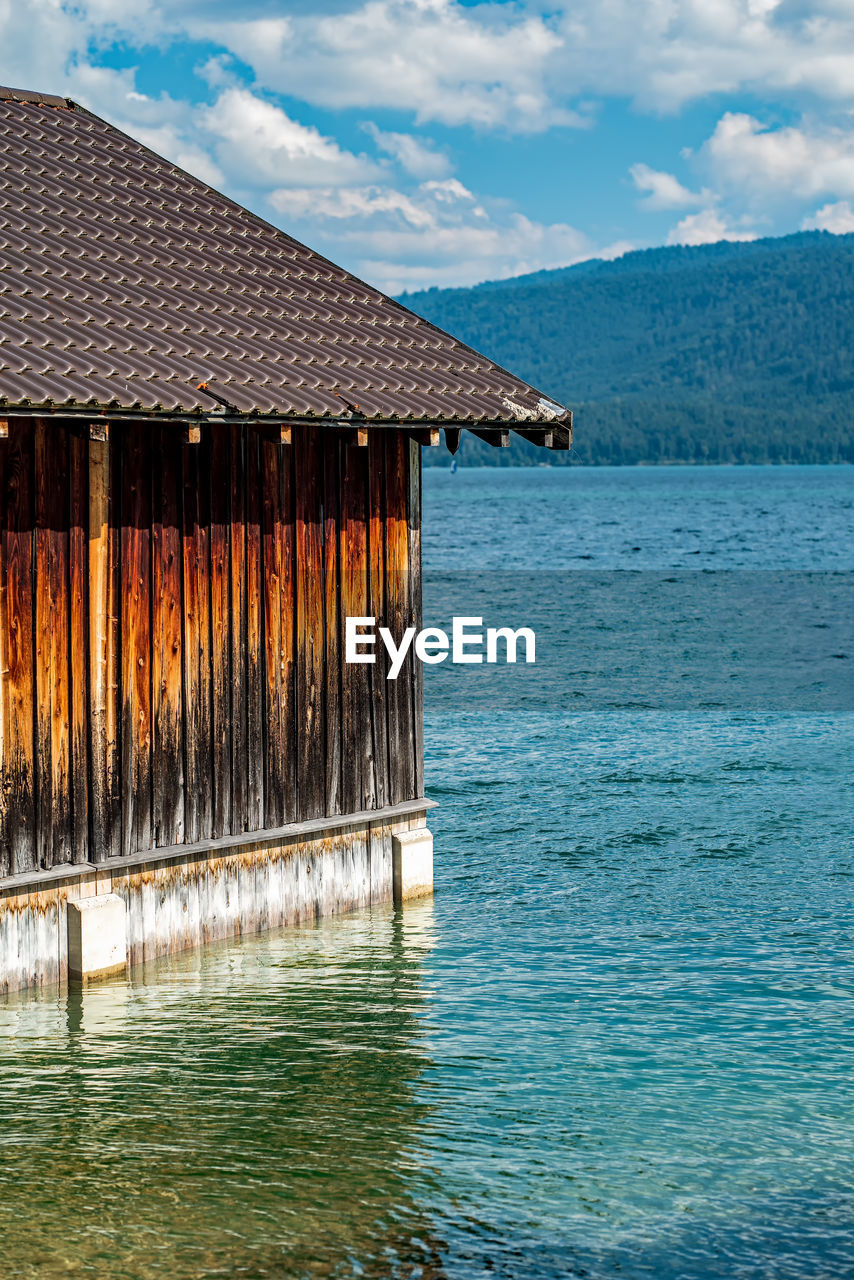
<box><xmin>69</xmin><ymin>430</ymin><xmax>88</xmax><ymax>864</ymax></box>
<box><xmin>106</xmin><ymin>441</ymin><xmax>121</xmax><ymax>856</ymax></box>
<box><xmin>120</xmin><ymin>424</ymin><xmax>152</xmax><ymax>858</ymax></box>
<box><xmin>49</xmin><ymin>426</ymin><xmax>71</xmax><ymax>867</ymax></box>
<box><xmin>230</xmin><ymin>425</ymin><xmax>249</xmax><ymax>833</ymax></box>
<box><xmin>262</xmin><ymin>440</ymin><xmax>284</xmax><ymax>828</ymax></box>
<box><xmin>322</xmin><ymin>433</ymin><xmax>342</xmax><ymax>818</ymax></box>
<box><xmin>0</xmin><ymin>435</ymin><xmax>8</xmax><ymax>878</ymax></box>
<box><xmin>35</xmin><ymin>419</ymin><xmax>72</xmax><ymax>868</ymax></box>
<box><xmin>368</xmin><ymin>432</ymin><xmax>389</xmax><ymax>809</ymax></box>
<box><xmin>340</xmin><ymin>438</ymin><xmax>373</xmax><ymax>813</ymax></box>
<box><xmin>181</xmin><ymin>438</ymin><xmax>213</xmax><ymax>844</ymax></box>
<box><xmin>280</xmin><ymin>442</ymin><xmax>296</xmax><ymax>823</ymax></box>
<box><xmin>196</xmin><ymin>438</ymin><xmax>214</xmax><ymax>842</ymax></box>
<box><xmin>407</xmin><ymin>438</ymin><xmax>424</xmax><ymax>799</ymax></box>
<box><xmin>152</xmin><ymin>426</ymin><xmax>185</xmax><ymax>847</ymax></box>
<box><xmin>245</xmin><ymin>428</ymin><xmax>264</xmax><ymax>830</ymax></box>
<box><xmin>385</xmin><ymin>431</ymin><xmax>416</xmax><ymax>805</ymax></box>
<box><xmin>294</xmin><ymin>426</ymin><xmax>325</xmax><ymax>821</ymax></box>
<box><xmin>3</xmin><ymin>419</ymin><xmax>35</xmax><ymax>874</ymax></box>
<box><xmin>34</xmin><ymin>421</ymin><xmax>52</xmax><ymax>868</ymax></box>
<box><xmin>209</xmin><ymin>422</ymin><xmax>232</xmax><ymax>839</ymax></box>
<box><xmin>88</xmin><ymin>433</ymin><xmax>119</xmax><ymax>862</ymax></box>
<box><xmin>181</xmin><ymin>442</ymin><xmax>200</xmax><ymax>844</ymax></box>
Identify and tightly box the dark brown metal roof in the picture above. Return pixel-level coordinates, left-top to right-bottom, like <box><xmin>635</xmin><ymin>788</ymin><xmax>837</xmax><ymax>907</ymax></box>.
<box><xmin>0</xmin><ymin>85</ymin><xmax>571</xmax><ymax>434</ymax></box>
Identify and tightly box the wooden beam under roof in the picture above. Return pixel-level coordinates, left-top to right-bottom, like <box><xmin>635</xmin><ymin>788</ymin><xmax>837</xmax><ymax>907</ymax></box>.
<box><xmin>470</xmin><ymin>428</ymin><xmax>510</xmax><ymax>448</ymax></box>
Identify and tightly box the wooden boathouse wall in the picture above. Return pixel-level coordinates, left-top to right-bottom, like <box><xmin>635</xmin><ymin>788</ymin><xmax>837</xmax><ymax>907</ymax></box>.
<box><xmin>0</xmin><ymin>419</ymin><xmax>423</xmax><ymax>880</ymax></box>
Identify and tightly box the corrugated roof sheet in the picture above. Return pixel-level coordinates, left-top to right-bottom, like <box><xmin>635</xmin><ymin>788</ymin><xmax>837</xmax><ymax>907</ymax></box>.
<box><xmin>0</xmin><ymin>85</ymin><xmax>571</xmax><ymax>434</ymax></box>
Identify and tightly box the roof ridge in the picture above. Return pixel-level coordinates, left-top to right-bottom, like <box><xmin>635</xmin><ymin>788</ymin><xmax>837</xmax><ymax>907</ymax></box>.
<box><xmin>0</xmin><ymin>86</ymin><xmax>73</xmax><ymax>109</ymax></box>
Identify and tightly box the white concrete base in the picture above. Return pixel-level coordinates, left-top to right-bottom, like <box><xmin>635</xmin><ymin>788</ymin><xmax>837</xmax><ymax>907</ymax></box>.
<box><xmin>67</xmin><ymin>894</ymin><xmax>127</xmax><ymax>981</ymax></box>
<box><xmin>393</xmin><ymin>828</ymin><xmax>434</xmax><ymax>903</ymax></box>
<box><xmin>0</xmin><ymin>803</ymin><xmax>434</xmax><ymax>994</ymax></box>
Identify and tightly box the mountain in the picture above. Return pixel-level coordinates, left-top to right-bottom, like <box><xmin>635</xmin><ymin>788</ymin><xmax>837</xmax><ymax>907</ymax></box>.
<box><xmin>400</xmin><ymin>231</ymin><xmax>854</xmax><ymax>466</ymax></box>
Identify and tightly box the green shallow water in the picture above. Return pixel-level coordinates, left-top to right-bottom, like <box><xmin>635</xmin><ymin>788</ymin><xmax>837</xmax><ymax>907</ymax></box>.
<box><xmin>1</xmin><ymin>465</ymin><xmax>852</xmax><ymax>1278</ymax></box>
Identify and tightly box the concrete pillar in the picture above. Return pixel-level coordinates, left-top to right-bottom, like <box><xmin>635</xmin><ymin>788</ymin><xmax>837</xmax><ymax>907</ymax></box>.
<box><xmin>392</xmin><ymin>829</ymin><xmax>434</xmax><ymax>904</ymax></box>
<box><xmin>67</xmin><ymin>894</ymin><xmax>127</xmax><ymax>981</ymax></box>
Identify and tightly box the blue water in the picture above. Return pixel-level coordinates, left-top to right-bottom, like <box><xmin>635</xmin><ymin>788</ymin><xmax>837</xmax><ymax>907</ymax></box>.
<box><xmin>0</xmin><ymin>465</ymin><xmax>851</xmax><ymax>1279</ymax></box>
<box><xmin>420</xmin><ymin>465</ymin><xmax>854</xmax><ymax>1278</ymax></box>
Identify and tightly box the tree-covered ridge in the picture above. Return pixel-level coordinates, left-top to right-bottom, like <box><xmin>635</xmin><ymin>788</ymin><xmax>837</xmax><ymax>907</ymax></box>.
<box><xmin>401</xmin><ymin>231</ymin><xmax>854</xmax><ymax>465</ymax></box>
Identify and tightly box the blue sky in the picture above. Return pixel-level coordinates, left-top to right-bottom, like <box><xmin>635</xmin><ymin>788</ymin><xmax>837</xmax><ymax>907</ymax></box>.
<box><xmin>3</xmin><ymin>1</ymin><xmax>854</xmax><ymax>292</ymax></box>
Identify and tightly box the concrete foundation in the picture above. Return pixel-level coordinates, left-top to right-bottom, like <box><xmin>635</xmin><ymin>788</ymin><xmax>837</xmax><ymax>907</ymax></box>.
<box><xmin>393</xmin><ymin>829</ymin><xmax>434</xmax><ymax>902</ymax></box>
<box><xmin>0</xmin><ymin>802</ymin><xmax>434</xmax><ymax>995</ymax></box>
<box><xmin>67</xmin><ymin>894</ymin><xmax>127</xmax><ymax>980</ymax></box>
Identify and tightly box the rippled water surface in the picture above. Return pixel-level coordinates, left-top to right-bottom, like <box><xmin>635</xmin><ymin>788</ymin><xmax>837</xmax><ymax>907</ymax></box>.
<box><xmin>1</xmin><ymin>465</ymin><xmax>852</xmax><ymax>1279</ymax></box>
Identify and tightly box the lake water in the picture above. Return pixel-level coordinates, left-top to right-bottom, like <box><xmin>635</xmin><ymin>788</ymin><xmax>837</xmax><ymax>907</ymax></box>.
<box><xmin>1</xmin><ymin>465</ymin><xmax>852</xmax><ymax>1279</ymax></box>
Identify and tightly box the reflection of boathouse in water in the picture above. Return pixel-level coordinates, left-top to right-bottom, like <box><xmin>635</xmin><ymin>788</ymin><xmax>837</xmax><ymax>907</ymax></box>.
<box><xmin>0</xmin><ymin>85</ymin><xmax>569</xmax><ymax>992</ymax></box>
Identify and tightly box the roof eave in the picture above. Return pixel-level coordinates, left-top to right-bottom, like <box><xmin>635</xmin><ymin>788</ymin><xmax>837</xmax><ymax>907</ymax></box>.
<box><xmin>0</xmin><ymin>403</ymin><xmax>572</xmax><ymax>438</ymax></box>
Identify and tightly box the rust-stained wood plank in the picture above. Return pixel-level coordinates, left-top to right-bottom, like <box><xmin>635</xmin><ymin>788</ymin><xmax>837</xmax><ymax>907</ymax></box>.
<box><xmin>230</xmin><ymin>425</ymin><xmax>249</xmax><ymax>833</ymax></box>
<box><xmin>69</xmin><ymin>430</ymin><xmax>89</xmax><ymax>864</ymax></box>
<box><xmin>196</xmin><ymin>442</ymin><xmax>214</xmax><ymax>842</ymax></box>
<box><xmin>384</xmin><ymin>431</ymin><xmax>416</xmax><ymax>806</ymax></box>
<box><xmin>88</xmin><ymin>432</ymin><xmax>118</xmax><ymax>862</ymax></box>
<box><xmin>120</xmin><ymin>424</ymin><xmax>153</xmax><ymax>858</ymax></box>
<box><xmin>106</xmin><ymin>437</ymin><xmax>121</xmax><ymax>855</ymax></box>
<box><xmin>48</xmin><ymin>422</ymin><xmax>72</xmax><ymax>868</ymax></box>
<box><xmin>262</xmin><ymin>440</ymin><xmax>285</xmax><ymax>827</ymax></box>
<box><xmin>35</xmin><ymin>419</ymin><xmax>72</xmax><ymax>869</ymax></box>
<box><xmin>294</xmin><ymin>426</ymin><xmax>324</xmax><ymax>821</ymax></box>
<box><xmin>209</xmin><ymin>422</ymin><xmax>232</xmax><ymax>838</ymax></box>
<box><xmin>245</xmin><ymin>427</ymin><xmax>264</xmax><ymax>830</ymax></box>
<box><xmin>0</xmin><ymin>433</ymin><xmax>6</xmax><ymax>876</ymax></box>
<box><xmin>279</xmin><ymin>442</ymin><xmax>297</xmax><ymax>823</ymax></box>
<box><xmin>408</xmin><ymin>437</ymin><xmax>424</xmax><ymax>799</ymax></box>
<box><xmin>321</xmin><ymin>434</ymin><xmax>342</xmax><ymax>817</ymax></box>
<box><xmin>368</xmin><ymin>431</ymin><xmax>389</xmax><ymax>809</ymax></box>
<box><xmin>152</xmin><ymin>426</ymin><xmax>185</xmax><ymax>847</ymax></box>
<box><xmin>0</xmin><ymin>433</ymin><xmax>7</xmax><ymax>876</ymax></box>
<box><xmin>340</xmin><ymin>438</ymin><xmax>373</xmax><ymax>813</ymax></box>
<box><xmin>34</xmin><ymin>422</ymin><xmax>52</xmax><ymax>869</ymax></box>
<box><xmin>181</xmin><ymin>440</ymin><xmax>213</xmax><ymax>843</ymax></box>
<box><xmin>181</xmin><ymin>441</ymin><xmax>200</xmax><ymax>843</ymax></box>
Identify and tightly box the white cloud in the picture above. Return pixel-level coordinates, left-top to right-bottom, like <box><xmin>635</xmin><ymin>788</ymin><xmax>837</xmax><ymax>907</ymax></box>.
<box><xmin>420</xmin><ymin>178</ymin><xmax>476</xmax><ymax>204</ymax></box>
<box><xmin>802</xmin><ymin>199</ymin><xmax>854</xmax><ymax>233</ymax></box>
<box><xmin>200</xmin><ymin>87</ymin><xmax>379</xmax><ymax>188</ymax></box>
<box><xmin>554</xmin><ymin>0</ymin><xmax>854</xmax><ymax>111</ymax></box>
<box><xmin>666</xmin><ymin>208</ymin><xmax>758</xmax><ymax>246</ymax></box>
<box><xmin>190</xmin><ymin>0</ymin><xmax>577</xmax><ymax>132</ymax></box>
<box><xmin>10</xmin><ymin>0</ymin><xmax>854</xmax><ymax>143</ymax></box>
<box><xmin>269</xmin><ymin>175</ymin><xmax>629</xmax><ymax>292</ymax></box>
<box><xmin>179</xmin><ymin>1</ymin><xmax>854</xmax><ymax>130</ymax></box>
<box><xmin>629</xmin><ymin>163</ymin><xmax>708</xmax><ymax>210</ymax></box>
<box><xmin>196</xmin><ymin>52</ymin><xmax>238</xmax><ymax>90</ymax></box>
<box><xmin>270</xmin><ymin>184</ymin><xmax>436</xmax><ymax>228</ymax></box>
<box><xmin>363</xmin><ymin>123</ymin><xmax>451</xmax><ymax>179</ymax></box>
<box><xmin>10</xmin><ymin>0</ymin><xmax>854</xmax><ymax>294</ymax></box>
<box><xmin>702</xmin><ymin>112</ymin><xmax>854</xmax><ymax>202</ymax></box>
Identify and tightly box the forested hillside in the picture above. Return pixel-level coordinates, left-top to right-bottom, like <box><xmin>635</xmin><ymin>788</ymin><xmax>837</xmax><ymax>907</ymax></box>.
<box><xmin>400</xmin><ymin>231</ymin><xmax>854</xmax><ymax>465</ymax></box>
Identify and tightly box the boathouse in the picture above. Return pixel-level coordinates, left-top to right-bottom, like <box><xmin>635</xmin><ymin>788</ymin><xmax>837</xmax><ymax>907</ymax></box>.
<box><xmin>0</xmin><ymin>85</ymin><xmax>571</xmax><ymax>991</ymax></box>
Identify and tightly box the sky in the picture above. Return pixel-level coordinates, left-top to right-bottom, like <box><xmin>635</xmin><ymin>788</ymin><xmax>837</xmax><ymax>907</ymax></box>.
<box><xmin>3</xmin><ymin>0</ymin><xmax>854</xmax><ymax>293</ymax></box>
